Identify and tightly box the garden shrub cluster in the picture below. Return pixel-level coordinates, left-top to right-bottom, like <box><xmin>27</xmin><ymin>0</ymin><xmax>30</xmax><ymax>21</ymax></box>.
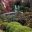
<box><xmin>5</xmin><ymin>22</ymin><xmax>32</xmax><ymax>32</ymax></box>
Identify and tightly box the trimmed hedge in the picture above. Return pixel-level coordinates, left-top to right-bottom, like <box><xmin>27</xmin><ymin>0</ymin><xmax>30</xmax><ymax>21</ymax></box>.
<box><xmin>6</xmin><ymin>22</ymin><xmax>32</xmax><ymax>32</ymax></box>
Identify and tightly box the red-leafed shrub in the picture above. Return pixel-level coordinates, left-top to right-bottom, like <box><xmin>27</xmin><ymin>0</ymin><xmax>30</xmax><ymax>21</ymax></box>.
<box><xmin>1</xmin><ymin>0</ymin><xmax>16</xmax><ymax>13</ymax></box>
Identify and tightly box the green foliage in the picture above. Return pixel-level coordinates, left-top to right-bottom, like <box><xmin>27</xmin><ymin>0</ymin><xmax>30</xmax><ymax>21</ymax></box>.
<box><xmin>2</xmin><ymin>22</ymin><xmax>8</xmax><ymax>26</ymax></box>
<box><xmin>0</xmin><ymin>22</ymin><xmax>8</xmax><ymax>26</ymax></box>
<box><xmin>0</xmin><ymin>3</ymin><xmax>2</xmax><ymax>10</ymax></box>
<box><xmin>20</xmin><ymin>5</ymin><xmax>29</xmax><ymax>12</ymax></box>
<box><xmin>6</xmin><ymin>22</ymin><xmax>32</xmax><ymax>32</ymax></box>
<box><xmin>0</xmin><ymin>3</ymin><xmax>3</xmax><ymax>14</ymax></box>
<box><xmin>13</xmin><ymin>3</ymin><xmax>29</xmax><ymax>12</ymax></box>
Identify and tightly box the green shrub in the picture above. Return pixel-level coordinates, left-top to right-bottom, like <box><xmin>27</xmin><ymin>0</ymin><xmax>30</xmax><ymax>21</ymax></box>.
<box><xmin>2</xmin><ymin>22</ymin><xmax>8</xmax><ymax>26</ymax></box>
<box><xmin>0</xmin><ymin>21</ymin><xmax>8</xmax><ymax>27</ymax></box>
<box><xmin>6</xmin><ymin>22</ymin><xmax>32</xmax><ymax>32</ymax></box>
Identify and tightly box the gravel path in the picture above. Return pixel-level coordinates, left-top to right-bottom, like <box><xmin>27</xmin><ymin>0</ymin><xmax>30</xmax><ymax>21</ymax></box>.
<box><xmin>0</xmin><ymin>30</ymin><xmax>4</xmax><ymax>32</ymax></box>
